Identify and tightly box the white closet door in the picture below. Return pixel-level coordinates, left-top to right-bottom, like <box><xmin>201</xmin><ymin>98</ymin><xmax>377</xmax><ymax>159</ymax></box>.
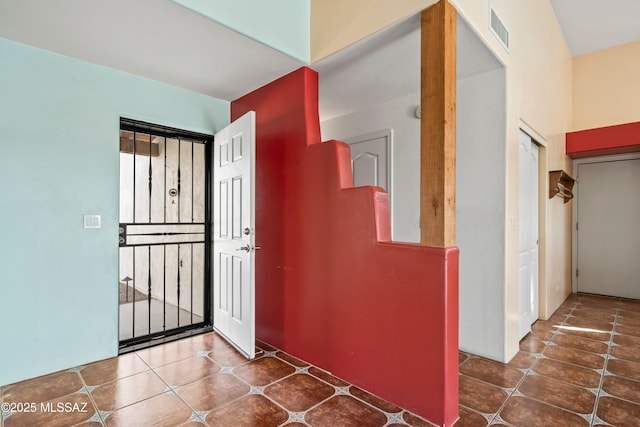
<box><xmin>518</xmin><ymin>130</ymin><xmax>539</xmax><ymax>339</ymax></box>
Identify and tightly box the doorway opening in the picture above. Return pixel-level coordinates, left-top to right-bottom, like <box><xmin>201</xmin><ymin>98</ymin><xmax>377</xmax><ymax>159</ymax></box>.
<box><xmin>118</xmin><ymin>118</ymin><xmax>212</xmax><ymax>350</ymax></box>
<box><xmin>573</xmin><ymin>154</ymin><xmax>640</xmax><ymax>299</ymax></box>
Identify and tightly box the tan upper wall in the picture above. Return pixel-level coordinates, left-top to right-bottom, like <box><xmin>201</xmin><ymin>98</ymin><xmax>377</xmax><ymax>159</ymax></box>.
<box><xmin>573</xmin><ymin>40</ymin><xmax>640</xmax><ymax>131</ymax></box>
<box><xmin>310</xmin><ymin>0</ymin><xmax>437</xmax><ymax>62</ymax></box>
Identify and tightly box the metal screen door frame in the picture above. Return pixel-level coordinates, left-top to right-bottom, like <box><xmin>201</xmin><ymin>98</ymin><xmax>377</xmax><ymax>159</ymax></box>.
<box><xmin>118</xmin><ymin>118</ymin><xmax>213</xmax><ymax>349</ymax></box>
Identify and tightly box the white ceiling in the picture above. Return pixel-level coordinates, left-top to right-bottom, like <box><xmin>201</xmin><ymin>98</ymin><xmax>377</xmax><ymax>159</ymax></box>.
<box><xmin>0</xmin><ymin>0</ymin><xmax>304</xmax><ymax>101</ymax></box>
<box><xmin>313</xmin><ymin>14</ymin><xmax>502</xmax><ymax>121</ymax></box>
<box><xmin>550</xmin><ymin>0</ymin><xmax>640</xmax><ymax>56</ymax></box>
<box><xmin>1</xmin><ymin>0</ymin><xmax>637</xmax><ymax>116</ymax></box>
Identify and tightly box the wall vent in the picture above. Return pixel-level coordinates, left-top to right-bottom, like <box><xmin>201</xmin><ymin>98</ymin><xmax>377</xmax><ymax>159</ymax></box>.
<box><xmin>490</xmin><ymin>6</ymin><xmax>509</xmax><ymax>51</ymax></box>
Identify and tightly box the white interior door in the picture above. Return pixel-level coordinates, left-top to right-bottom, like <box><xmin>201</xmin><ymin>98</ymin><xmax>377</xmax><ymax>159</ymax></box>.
<box><xmin>213</xmin><ymin>111</ymin><xmax>256</xmax><ymax>359</ymax></box>
<box><xmin>576</xmin><ymin>157</ymin><xmax>640</xmax><ymax>299</ymax></box>
<box><xmin>518</xmin><ymin>130</ymin><xmax>539</xmax><ymax>339</ymax></box>
<box><xmin>345</xmin><ymin>129</ymin><xmax>391</xmax><ymax>192</ymax></box>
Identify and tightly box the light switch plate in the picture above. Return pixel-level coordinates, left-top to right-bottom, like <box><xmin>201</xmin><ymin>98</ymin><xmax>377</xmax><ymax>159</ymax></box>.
<box><xmin>84</xmin><ymin>214</ymin><xmax>101</xmax><ymax>229</ymax></box>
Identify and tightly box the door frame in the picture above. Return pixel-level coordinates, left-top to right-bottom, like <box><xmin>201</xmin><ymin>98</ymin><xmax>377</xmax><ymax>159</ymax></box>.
<box><xmin>571</xmin><ymin>152</ymin><xmax>640</xmax><ymax>294</ymax></box>
<box><xmin>118</xmin><ymin>118</ymin><xmax>214</xmax><ymax>351</ymax></box>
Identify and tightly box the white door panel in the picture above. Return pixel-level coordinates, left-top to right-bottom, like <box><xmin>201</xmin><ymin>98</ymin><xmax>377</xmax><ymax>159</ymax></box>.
<box><xmin>346</xmin><ymin>130</ymin><xmax>391</xmax><ymax>192</ymax></box>
<box><xmin>519</xmin><ymin>130</ymin><xmax>539</xmax><ymax>339</ymax></box>
<box><xmin>577</xmin><ymin>158</ymin><xmax>640</xmax><ymax>299</ymax></box>
<box><xmin>213</xmin><ymin>111</ymin><xmax>256</xmax><ymax>359</ymax></box>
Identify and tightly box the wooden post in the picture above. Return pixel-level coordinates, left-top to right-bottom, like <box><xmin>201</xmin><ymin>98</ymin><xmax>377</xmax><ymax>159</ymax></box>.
<box><xmin>420</xmin><ymin>0</ymin><xmax>456</xmax><ymax>247</ymax></box>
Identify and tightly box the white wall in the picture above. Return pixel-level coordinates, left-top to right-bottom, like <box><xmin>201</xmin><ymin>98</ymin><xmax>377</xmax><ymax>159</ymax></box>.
<box><xmin>457</xmin><ymin>67</ymin><xmax>506</xmax><ymax>360</ymax></box>
<box><xmin>320</xmin><ymin>92</ymin><xmax>421</xmax><ymax>243</ymax></box>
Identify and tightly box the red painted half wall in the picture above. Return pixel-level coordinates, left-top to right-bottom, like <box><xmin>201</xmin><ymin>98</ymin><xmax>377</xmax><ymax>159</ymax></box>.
<box><xmin>231</xmin><ymin>67</ymin><xmax>459</xmax><ymax>426</ymax></box>
<box><xmin>567</xmin><ymin>121</ymin><xmax>640</xmax><ymax>159</ymax></box>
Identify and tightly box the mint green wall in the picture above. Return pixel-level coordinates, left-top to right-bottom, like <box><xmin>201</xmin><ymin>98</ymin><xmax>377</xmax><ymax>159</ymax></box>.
<box><xmin>171</xmin><ymin>0</ymin><xmax>310</xmax><ymax>62</ymax></box>
<box><xmin>0</xmin><ymin>38</ymin><xmax>229</xmax><ymax>386</ymax></box>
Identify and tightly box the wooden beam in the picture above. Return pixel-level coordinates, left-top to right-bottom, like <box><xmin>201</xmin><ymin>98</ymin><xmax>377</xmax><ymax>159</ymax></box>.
<box><xmin>420</xmin><ymin>0</ymin><xmax>457</xmax><ymax>247</ymax></box>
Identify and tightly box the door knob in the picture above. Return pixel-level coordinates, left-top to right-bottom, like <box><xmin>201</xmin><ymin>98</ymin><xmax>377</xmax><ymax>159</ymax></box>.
<box><xmin>255</xmin><ymin>246</ymin><xmax>261</xmax><ymax>250</ymax></box>
<box><xmin>236</xmin><ymin>245</ymin><xmax>251</xmax><ymax>252</ymax></box>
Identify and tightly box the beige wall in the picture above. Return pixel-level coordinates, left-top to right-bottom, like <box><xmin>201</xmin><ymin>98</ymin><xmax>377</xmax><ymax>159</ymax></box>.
<box><xmin>310</xmin><ymin>0</ymin><xmax>437</xmax><ymax>62</ymax></box>
<box><xmin>311</xmin><ymin>0</ymin><xmax>574</xmax><ymax>362</ymax></box>
<box><xmin>573</xmin><ymin>40</ymin><xmax>640</xmax><ymax>131</ymax></box>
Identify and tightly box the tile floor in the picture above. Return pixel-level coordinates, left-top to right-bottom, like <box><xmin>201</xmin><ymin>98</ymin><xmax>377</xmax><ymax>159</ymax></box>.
<box><xmin>3</xmin><ymin>293</ymin><xmax>640</xmax><ymax>427</ymax></box>
<box><xmin>1</xmin><ymin>332</ymin><xmax>434</xmax><ymax>427</ymax></box>
<box><xmin>458</xmin><ymin>293</ymin><xmax>640</xmax><ymax>426</ymax></box>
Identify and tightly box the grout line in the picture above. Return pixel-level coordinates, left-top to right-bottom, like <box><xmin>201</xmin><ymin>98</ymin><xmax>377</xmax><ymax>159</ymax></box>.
<box><xmin>589</xmin><ymin>299</ymin><xmax>620</xmax><ymax>426</ymax></box>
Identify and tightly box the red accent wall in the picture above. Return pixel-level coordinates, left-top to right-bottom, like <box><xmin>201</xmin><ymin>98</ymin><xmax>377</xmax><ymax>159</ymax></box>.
<box><xmin>231</xmin><ymin>67</ymin><xmax>459</xmax><ymax>426</ymax></box>
<box><xmin>567</xmin><ymin>121</ymin><xmax>640</xmax><ymax>159</ymax></box>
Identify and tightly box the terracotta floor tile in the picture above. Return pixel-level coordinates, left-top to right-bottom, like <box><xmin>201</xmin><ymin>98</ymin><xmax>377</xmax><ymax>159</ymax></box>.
<box><xmin>175</xmin><ymin>372</ymin><xmax>249</xmax><ymax>412</ymax></box>
<box><xmin>135</xmin><ymin>340</ymin><xmax>201</xmax><ymax>368</ymax></box>
<box><xmin>578</xmin><ymin>296</ymin><xmax>620</xmax><ymax>307</ymax></box>
<box><xmin>206</xmin><ymin>341</ymin><xmax>251</xmax><ymax>367</ymax></box>
<box><xmin>543</xmin><ymin>345</ymin><xmax>605</xmax><ymax>369</ymax></box>
<box><xmin>402</xmin><ymin>412</ymin><xmax>435</xmax><ymax>426</ymax></box>
<box><xmin>349</xmin><ymin>386</ymin><xmax>402</xmax><ymax>413</ymax></box>
<box><xmin>614</xmin><ymin>333</ymin><xmax>640</xmax><ymax>349</ymax></box>
<box><xmin>307</xmin><ymin>367</ymin><xmax>350</xmax><ymax>387</ymax></box>
<box><xmin>460</xmin><ymin>358</ymin><xmax>523</xmax><ymax>388</ymax></box>
<box><xmin>153</xmin><ymin>355</ymin><xmax>220</xmax><ymax>387</ymax></box>
<box><xmin>517</xmin><ymin>374</ymin><xmax>596</xmax><ymax>414</ymax></box>
<box><xmin>80</xmin><ymin>354</ymin><xmax>149</xmax><ymax>386</ymax></box>
<box><xmin>206</xmin><ymin>394</ymin><xmax>289</xmax><ymax>426</ymax></box>
<box><xmin>305</xmin><ymin>395</ymin><xmax>387</xmax><ymax>427</ymax></box>
<box><xmin>532</xmin><ymin>358</ymin><xmax>601</xmax><ymax>388</ymax></box>
<box><xmin>616</xmin><ymin>315</ymin><xmax>640</xmax><ymax>328</ymax></box>
<box><xmin>499</xmin><ymin>396</ymin><xmax>588</xmax><ymax>427</ymax></box>
<box><xmin>618</xmin><ymin>311</ymin><xmax>640</xmax><ymax>322</ymax></box>
<box><xmin>455</xmin><ymin>406</ymin><xmax>488</xmax><ymax>427</ymax></box>
<box><xmin>529</xmin><ymin>328</ymin><xmax>555</xmax><ymax>341</ymax></box>
<box><xmin>459</xmin><ymin>375</ymin><xmax>508</xmax><ymax>414</ymax></box>
<box><xmin>2</xmin><ymin>371</ymin><xmax>84</xmax><ymax>405</ymax></box>
<box><xmin>615</xmin><ymin>324</ymin><xmax>640</xmax><ymax>338</ymax></box>
<box><xmin>596</xmin><ymin>396</ymin><xmax>640</xmax><ymax>427</ymax></box>
<box><xmin>507</xmin><ymin>352</ymin><xmax>537</xmax><ymax>369</ymax></box>
<box><xmin>571</xmin><ymin>309</ymin><xmax>616</xmax><ymax>322</ymax></box>
<box><xmin>551</xmin><ymin>332</ymin><xmax>609</xmax><ymax>354</ymax></box>
<box><xmin>264</xmin><ymin>374</ymin><xmax>334</xmax><ymax>412</ymax></box>
<box><xmin>91</xmin><ymin>370</ymin><xmax>167</xmax><ymax>412</ymax></box>
<box><xmin>611</xmin><ymin>345</ymin><xmax>640</xmax><ymax>363</ymax></box>
<box><xmin>564</xmin><ymin>316</ymin><xmax>614</xmax><ymax>331</ymax></box>
<box><xmin>607</xmin><ymin>358</ymin><xmax>640</xmax><ymax>382</ymax></box>
<box><xmin>620</xmin><ymin>304</ymin><xmax>640</xmax><ymax>314</ymax></box>
<box><xmin>519</xmin><ymin>336</ymin><xmax>546</xmax><ymax>354</ymax></box>
<box><xmin>276</xmin><ymin>351</ymin><xmax>309</xmax><ymax>368</ymax></box>
<box><xmin>547</xmin><ymin>313</ymin><xmax>569</xmax><ymax>324</ymax></box>
<box><xmin>256</xmin><ymin>340</ymin><xmax>279</xmax><ymax>352</ymax></box>
<box><xmin>531</xmin><ymin>320</ymin><xmax>560</xmax><ymax>334</ymax></box>
<box><xmin>554</xmin><ymin>325</ymin><xmax>612</xmax><ymax>341</ymax></box>
<box><xmin>105</xmin><ymin>392</ymin><xmax>192</xmax><ymax>427</ymax></box>
<box><xmin>178</xmin><ymin>422</ymin><xmax>206</xmax><ymax>427</ymax></box>
<box><xmin>234</xmin><ymin>356</ymin><xmax>296</xmax><ymax>386</ymax></box>
<box><xmin>602</xmin><ymin>375</ymin><xmax>640</xmax><ymax>404</ymax></box>
<box><xmin>4</xmin><ymin>392</ymin><xmax>95</xmax><ymax>427</ymax></box>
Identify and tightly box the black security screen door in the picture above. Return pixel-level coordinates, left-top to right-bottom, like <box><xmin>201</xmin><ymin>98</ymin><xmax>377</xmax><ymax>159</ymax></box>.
<box><xmin>118</xmin><ymin>118</ymin><xmax>212</xmax><ymax>348</ymax></box>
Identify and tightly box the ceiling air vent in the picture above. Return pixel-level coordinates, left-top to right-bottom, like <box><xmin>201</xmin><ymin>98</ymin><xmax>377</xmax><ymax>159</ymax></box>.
<box><xmin>490</xmin><ymin>6</ymin><xmax>509</xmax><ymax>51</ymax></box>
